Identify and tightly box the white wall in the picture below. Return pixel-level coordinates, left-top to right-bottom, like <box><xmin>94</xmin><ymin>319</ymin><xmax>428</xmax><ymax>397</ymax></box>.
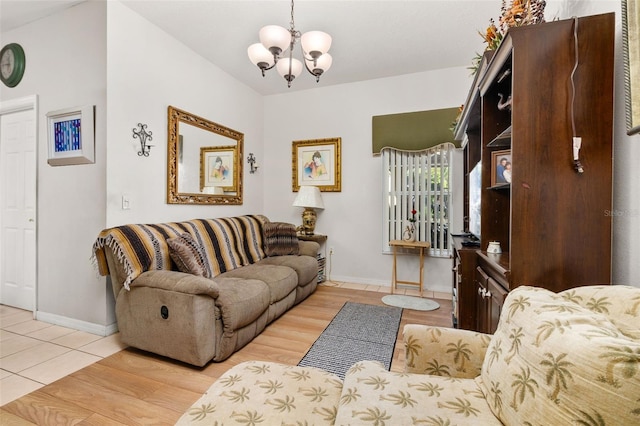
<box><xmin>262</xmin><ymin>68</ymin><xmax>472</xmax><ymax>294</ymax></box>
<box><xmin>106</xmin><ymin>2</ymin><xmax>264</xmax><ymax>226</ymax></box>
<box><xmin>0</xmin><ymin>2</ymin><xmax>110</xmax><ymax>331</ymax></box>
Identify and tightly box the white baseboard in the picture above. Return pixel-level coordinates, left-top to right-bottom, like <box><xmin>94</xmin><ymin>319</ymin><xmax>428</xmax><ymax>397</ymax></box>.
<box><xmin>329</xmin><ymin>274</ymin><xmax>451</xmax><ymax>295</ymax></box>
<box><xmin>36</xmin><ymin>311</ymin><xmax>118</xmax><ymax>337</ymax></box>
<box><xmin>329</xmin><ymin>274</ymin><xmax>390</xmax><ymax>287</ymax></box>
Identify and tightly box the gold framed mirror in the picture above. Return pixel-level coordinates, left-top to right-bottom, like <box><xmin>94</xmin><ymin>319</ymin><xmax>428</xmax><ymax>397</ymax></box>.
<box><xmin>167</xmin><ymin>106</ymin><xmax>243</xmax><ymax>204</ymax></box>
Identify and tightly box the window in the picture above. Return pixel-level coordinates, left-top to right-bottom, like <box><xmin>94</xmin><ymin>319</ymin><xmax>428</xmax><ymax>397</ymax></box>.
<box><xmin>382</xmin><ymin>144</ymin><xmax>453</xmax><ymax>257</ymax></box>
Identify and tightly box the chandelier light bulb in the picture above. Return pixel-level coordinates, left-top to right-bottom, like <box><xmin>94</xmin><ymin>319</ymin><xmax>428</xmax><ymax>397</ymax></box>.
<box><xmin>301</xmin><ymin>31</ymin><xmax>332</xmax><ymax>59</ymax></box>
<box><xmin>259</xmin><ymin>25</ymin><xmax>291</xmax><ymax>56</ymax></box>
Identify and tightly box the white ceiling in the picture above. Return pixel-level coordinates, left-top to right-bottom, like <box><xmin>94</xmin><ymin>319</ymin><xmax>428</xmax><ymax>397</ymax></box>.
<box><xmin>0</xmin><ymin>1</ymin><xmax>560</xmax><ymax>96</ymax></box>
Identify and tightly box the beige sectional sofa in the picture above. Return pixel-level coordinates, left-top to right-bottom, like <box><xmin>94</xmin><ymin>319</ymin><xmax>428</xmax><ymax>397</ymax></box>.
<box><xmin>176</xmin><ymin>284</ymin><xmax>640</xmax><ymax>425</ymax></box>
<box><xmin>93</xmin><ymin>215</ymin><xmax>319</xmax><ymax>366</ymax></box>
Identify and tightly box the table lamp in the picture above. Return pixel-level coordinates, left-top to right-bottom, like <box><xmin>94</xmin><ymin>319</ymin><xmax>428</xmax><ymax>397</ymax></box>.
<box><xmin>293</xmin><ymin>185</ymin><xmax>324</xmax><ymax>235</ymax></box>
<box><xmin>202</xmin><ymin>186</ymin><xmax>224</xmax><ymax>195</ymax></box>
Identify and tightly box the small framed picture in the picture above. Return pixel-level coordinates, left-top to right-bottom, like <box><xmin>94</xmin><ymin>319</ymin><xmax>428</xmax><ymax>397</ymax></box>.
<box><xmin>200</xmin><ymin>145</ymin><xmax>237</xmax><ymax>192</ymax></box>
<box><xmin>46</xmin><ymin>105</ymin><xmax>95</xmax><ymax>166</ymax></box>
<box><xmin>292</xmin><ymin>137</ymin><xmax>341</xmax><ymax>192</ymax></box>
<box><xmin>491</xmin><ymin>149</ymin><xmax>512</xmax><ymax>186</ymax></box>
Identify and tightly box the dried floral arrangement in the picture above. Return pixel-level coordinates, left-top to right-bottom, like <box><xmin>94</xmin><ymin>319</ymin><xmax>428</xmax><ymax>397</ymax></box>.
<box><xmin>471</xmin><ymin>0</ymin><xmax>547</xmax><ymax>72</ymax></box>
<box><xmin>499</xmin><ymin>0</ymin><xmax>546</xmax><ymax>33</ymax></box>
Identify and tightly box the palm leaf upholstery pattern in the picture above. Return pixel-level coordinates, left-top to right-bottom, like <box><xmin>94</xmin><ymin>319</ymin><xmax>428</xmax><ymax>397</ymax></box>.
<box><xmin>480</xmin><ymin>285</ymin><xmax>640</xmax><ymax>425</ymax></box>
<box><xmin>334</xmin><ymin>360</ymin><xmax>501</xmax><ymax>425</ymax></box>
<box><xmin>177</xmin><ymin>285</ymin><xmax>640</xmax><ymax>425</ymax></box>
<box><xmin>175</xmin><ymin>361</ymin><xmax>343</xmax><ymax>425</ymax></box>
<box><xmin>404</xmin><ymin>324</ymin><xmax>491</xmax><ymax>379</ymax></box>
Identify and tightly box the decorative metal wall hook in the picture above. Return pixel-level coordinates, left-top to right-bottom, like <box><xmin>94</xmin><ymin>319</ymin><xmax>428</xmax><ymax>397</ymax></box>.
<box><xmin>133</xmin><ymin>123</ymin><xmax>153</xmax><ymax>156</ymax></box>
<box><xmin>247</xmin><ymin>153</ymin><xmax>259</xmax><ymax>174</ymax></box>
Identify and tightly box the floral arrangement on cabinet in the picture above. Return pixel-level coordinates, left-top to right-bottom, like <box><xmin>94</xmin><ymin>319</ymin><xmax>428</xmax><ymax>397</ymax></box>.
<box><xmin>472</xmin><ymin>0</ymin><xmax>547</xmax><ymax>71</ymax></box>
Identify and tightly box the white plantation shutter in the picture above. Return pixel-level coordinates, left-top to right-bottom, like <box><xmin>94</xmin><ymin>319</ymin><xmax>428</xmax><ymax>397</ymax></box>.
<box><xmin>382</xmin><ymin>145</ymin><xmax>453</xmax><ymax>257</ymax></box>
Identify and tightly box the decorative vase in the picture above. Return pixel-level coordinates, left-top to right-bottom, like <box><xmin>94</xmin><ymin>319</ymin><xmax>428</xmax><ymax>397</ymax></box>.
<box><xmin>402</xmin><ymin>223</ymin><xmax>416</xmax><ymax>242</ymax></box>
<box><xmin>487</xmin><ymin>241</ymin><xmax>502</xmax><ymax>254</ymax></box>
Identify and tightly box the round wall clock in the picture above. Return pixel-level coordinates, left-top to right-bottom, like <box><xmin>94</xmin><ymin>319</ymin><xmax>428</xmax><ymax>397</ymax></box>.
<box><xmin>0</xmin><ymin>43</ymin><xmax>26</xmax><ymax>88</ymax></box>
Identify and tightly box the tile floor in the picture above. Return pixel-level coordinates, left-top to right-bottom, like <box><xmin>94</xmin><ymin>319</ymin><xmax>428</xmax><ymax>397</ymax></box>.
<box><xmin>0</xmin><ymin>305</ymin><xmax>127</xmax><ymax>406</ymax></box>
<box><xmin>0</xmin><ymin>281</ymin><xmax>448</xmax><ymax>407</ymax></box>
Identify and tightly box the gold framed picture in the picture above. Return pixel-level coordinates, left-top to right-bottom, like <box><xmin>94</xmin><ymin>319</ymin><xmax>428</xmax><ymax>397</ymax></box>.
<box><xmin>200</xmin><ymin>145</ymin><xmax>238</xmax><ymax>193</ymax></box>
<box><xmin>292</xmin><ymin>137</ymin><xmax>341</xmax><ymax>192</ymax></box>
<box><xmin>491</xmin><ymin>149</ymin><xmax>512</xmax><ymax>186</ymax></box>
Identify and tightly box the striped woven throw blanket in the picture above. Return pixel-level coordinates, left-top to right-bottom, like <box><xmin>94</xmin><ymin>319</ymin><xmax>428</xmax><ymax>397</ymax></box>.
<box><xmin>92</xmin><ymin>216</ymin><xmax>267</xmax><ymax>290</ymax></box>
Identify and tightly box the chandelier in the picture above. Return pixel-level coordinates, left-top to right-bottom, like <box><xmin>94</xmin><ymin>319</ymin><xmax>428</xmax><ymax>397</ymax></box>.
<box><xmin>247</xmin><ymin>0</ymin><xmax>332</xmax><ymax>87</ymax></box>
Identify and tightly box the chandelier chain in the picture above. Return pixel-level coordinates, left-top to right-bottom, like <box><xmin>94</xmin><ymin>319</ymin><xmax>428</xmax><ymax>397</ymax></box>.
<box><xmin>290</xmin><ymin>0</ymin><xmax>295</xmax><ymax>31</ymax></box>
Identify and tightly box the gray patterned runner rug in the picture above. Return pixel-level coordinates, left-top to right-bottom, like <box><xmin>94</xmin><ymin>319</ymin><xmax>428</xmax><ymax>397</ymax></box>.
<box><xmin>297</xmin><ymin>302</ymin><xmax>403</xmax><ymax>379</ymax></box>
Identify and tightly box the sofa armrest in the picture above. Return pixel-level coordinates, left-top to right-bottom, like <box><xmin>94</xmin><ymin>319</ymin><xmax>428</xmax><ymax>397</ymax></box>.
<box><xmin>298</xmin><ymin>240</ymin><xmax>320</xmax><ymax>257</ymax></box>
<box><xmin>403</xmin><ymin>324</ymin><xmax>491</xmax><ymax>379</ymax></box>
<box><xmin>129</xmin><ymin>270</ymin><xmax>220</xmax><ymax>298</ymax></box>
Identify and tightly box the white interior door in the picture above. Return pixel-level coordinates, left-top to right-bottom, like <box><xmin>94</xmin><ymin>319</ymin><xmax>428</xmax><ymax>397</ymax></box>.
<box><xmin>0</xmin><ymin>97</ymin><xmax>37</xmax><ymax>311</ymax></box>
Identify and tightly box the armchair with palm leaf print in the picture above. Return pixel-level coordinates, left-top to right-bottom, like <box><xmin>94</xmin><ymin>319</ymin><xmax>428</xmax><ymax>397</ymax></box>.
<box><xmin>403</xmin><ymin>323</ymin><xmax>492</xmax><ymax>379</ymax></box>
<box><xmin>402</xmin><ymin>284</ymin><xmax>640</xmax><ymax>426</ymax></box>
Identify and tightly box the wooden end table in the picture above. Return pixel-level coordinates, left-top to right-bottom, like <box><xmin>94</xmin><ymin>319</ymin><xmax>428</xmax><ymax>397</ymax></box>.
<box><xmin>389</xmin><ymin>240</ymin><xmax>431</xmax><ymax>296</ymax></box>
<box><xmin>297</xmin><ymin>233</ymin><xmax>327</xmax><ymax>243</ymax></box>
<box><xmin>297</xmin><ymin>233</ymin><xmax>328</xmax><ymax>282</ymax></box>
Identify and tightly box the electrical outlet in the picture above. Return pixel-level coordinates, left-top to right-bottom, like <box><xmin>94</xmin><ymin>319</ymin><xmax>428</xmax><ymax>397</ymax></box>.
<box><xmin>329</xmin><ymin>247</ymin><xmax>334</xmax><ymax>255</ymax></box>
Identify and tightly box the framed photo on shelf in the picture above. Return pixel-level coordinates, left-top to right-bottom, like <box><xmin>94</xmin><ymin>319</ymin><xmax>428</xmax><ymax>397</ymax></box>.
<box><xmin>622</xmin><ymin>0</ymin><xmax>640</xmax><ymax>135</ymax></box>
<box><xmin>491</xmin><ymin>149</ymin><xmax>512</xmax><ymax>186</ymax></box>
<box><xmin>292</xmin><ymin>137</ymin><xmax>341</xmax><ymax>192</ymax></box>
<box><xmin>200</xmin><ymin>145</ymin><xmax>237</xmax><ymax>193</ymax></box>
<box><xmin>46</xmin><ymin>105</ymin><xmax>95</xmax><ymax>166</ymax></box>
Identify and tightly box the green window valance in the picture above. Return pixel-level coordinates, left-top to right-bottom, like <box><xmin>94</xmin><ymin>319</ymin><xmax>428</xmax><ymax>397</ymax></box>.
<box><xmin>372</xmin><ymin>107</ymin><xmax>461</xmax><ymax>155</ymax></box>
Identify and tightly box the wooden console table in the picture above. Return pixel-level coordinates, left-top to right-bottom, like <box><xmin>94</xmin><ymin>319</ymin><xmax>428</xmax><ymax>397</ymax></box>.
<box><xmin>389</xmin><ymin>240</ymin><xmax>431</xmax><ymax>296</ymax></box>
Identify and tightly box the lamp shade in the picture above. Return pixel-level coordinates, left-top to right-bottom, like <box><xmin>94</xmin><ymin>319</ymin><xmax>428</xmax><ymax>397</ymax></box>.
<box><xmin>301</xmin><ymin>31</ymin><xmax>332</xmax><ymax>59</ymax></box>
<box><xmin>276</xmin><ymin>57</ymin><xmax>303</xmax><ymax>79</ymax></box>
<box><xmin>306</xmin><ymin>53</ymin><xmax>332</xmax><ymax>75</ymax></box>
<box><xmin>247</xmin><ymin>43</ymin><xmax>275</xmax><ymax>68</ymax></box>
<box><xmin>293</xmin><ymin>185</ymin><xmax>324</xmax><ymax>209</ymax></box>
<box><xmin>259</xmin><ymin>25</ymin><xmax>291</xmax><ymax>55</ymax></box>
<box><xmin>202</xmin><ymin>186</ymin><xmax>224</xmax><ymax>195</ymax></box>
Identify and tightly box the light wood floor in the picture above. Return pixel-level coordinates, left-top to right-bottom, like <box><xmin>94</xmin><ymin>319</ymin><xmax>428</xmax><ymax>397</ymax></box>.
<box><xmin>1</xmin><ymin>284</ymin><xmax>452</xmax><ymax>425</ymax></box>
